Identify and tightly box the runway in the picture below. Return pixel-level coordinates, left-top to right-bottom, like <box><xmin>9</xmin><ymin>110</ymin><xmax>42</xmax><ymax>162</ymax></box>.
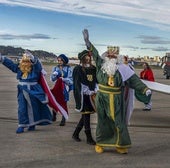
<box><xmin>0</xmin><ymin>63</ymin><xmax>169</xmax><ymax>168</ymax></box>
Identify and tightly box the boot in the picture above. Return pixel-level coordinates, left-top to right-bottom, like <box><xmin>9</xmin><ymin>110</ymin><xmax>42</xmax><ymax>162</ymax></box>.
<box><xmin>16</xmin><ymin>127</ymin><xmax>24</xmax><ymax>134</ymax></box>
<box><xmin>85</xmin><ymin>130</ymin><xmax>96</xmax><ymax>145</ymax></box>
<box><xmin>52</xmin><ymin>110</ymin><xmax>57</xmax><ymax>122</ymax></box>
<box><xmin>72</xmin><ymin>127</ymin><xmax>82</xmax><ymax>142</ymax></box>
<box><xmin>60</xmin><ymin>116</ymin><xmax>66</xmax><ymax>126</ymax></box>
<box><xmin>116</xmin><ymin>147</ymin><xmax>128</xmax><ymax>154</ymax></box>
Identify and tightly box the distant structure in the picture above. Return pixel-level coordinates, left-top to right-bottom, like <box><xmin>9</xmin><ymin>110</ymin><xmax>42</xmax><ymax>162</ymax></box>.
<box><xmin>131</xmin><ymin>55</ymin><xmax>161</xmax><ymax>66</ymax></box>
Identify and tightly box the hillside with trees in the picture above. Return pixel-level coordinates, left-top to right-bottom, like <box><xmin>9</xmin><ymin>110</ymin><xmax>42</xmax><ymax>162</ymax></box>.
<box><xmin>0</xmin><ymin>45</ymin><xmax>57</xmax><ymax>61</ymax></box>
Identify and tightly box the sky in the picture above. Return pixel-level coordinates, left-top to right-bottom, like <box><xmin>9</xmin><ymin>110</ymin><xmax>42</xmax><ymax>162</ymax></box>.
<box><xmin>0</xmin><ymin>0</ymin><xmax>170</xmax><ymax>58</ymax></box>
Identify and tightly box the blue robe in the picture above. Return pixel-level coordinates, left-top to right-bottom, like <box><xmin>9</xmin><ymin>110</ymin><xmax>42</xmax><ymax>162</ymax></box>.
<box><xmin>50</xmin><ymin>65</ymin><xmax>73</xmax><ymax>102</ymax></box>
<box><xmin>2</xmin><ymin>57</ymin><xmax>52</xmax><ymax>127</ymax></box>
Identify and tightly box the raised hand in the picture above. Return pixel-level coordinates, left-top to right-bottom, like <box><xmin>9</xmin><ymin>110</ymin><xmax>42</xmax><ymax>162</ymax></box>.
<box><xmin>83</xmin><ymin>29</ymin><xmax>89</xmax><ymax>41</ymax></box>
<box><xmin>82</xmin><ymin>29</ymin><xmax>90</xmax><ymax>48</ymax></box>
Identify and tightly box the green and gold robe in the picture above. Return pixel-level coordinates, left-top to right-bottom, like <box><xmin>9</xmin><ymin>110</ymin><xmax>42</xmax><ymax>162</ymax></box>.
<box><xmin>89</xmin><ymin>44</ymin><xmax>149</xmax><ymax>148</ymax></box>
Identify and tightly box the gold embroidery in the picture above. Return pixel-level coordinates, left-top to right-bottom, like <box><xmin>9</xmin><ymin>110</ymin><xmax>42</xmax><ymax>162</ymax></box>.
<box><xmin>87</xmin><ymin>74</ymin><xmax>93</xmax><ymax>81</ymax></box>
<box><xmin>116</xmin><ymin>127</ymin><xmax>120</xmax><ymax>145</ymax></box>
<box><xmin>108</xmin><ymin>75</ymin><xmax>114</xmax><ymax>86</ymax></box>
<box><xmin>109</xmin><ymin>93</ymin><xmax>114</xmax><ymax>120</ymax></box>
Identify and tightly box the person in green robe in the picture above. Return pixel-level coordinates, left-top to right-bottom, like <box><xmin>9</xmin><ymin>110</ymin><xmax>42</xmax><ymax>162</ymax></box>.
<box><xmin>72</xmin><ymin>50</ymin><xmax>98</xmax><ymax>145</ymax></box>
<box><xmin>82</xmin><ymin>29</ymin><xmax>152</xmax><ymax>154</ymax></box>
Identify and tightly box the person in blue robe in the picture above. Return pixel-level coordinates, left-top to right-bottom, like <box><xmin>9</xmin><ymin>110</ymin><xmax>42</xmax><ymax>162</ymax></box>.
<box><xmin>50</xmin><ymin>54</ymin><xmax>73</xmax><ymax>126</ymax></box>
<box><xmin>0</xmin><ymin>51</ymin><xmax>52</xmax><ymax>134</ymax></box>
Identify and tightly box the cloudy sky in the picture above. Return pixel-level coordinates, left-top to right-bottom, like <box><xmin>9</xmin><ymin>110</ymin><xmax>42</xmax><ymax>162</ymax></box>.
<box><xmin>0</xmin><ymin>0</ymin><xmax>170</xmax><ymax>58</ymax></box>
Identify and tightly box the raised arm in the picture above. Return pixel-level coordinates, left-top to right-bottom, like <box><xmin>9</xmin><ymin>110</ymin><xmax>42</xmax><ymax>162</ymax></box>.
<box><xmin>82</xmin><ymin>29</ymin><xmax>91</xmax><ymax>50</ymax></box>
<box><xmin>82</xmin><ymin>29</ymin><xmax>103</xmax><ymax>69</ymax></box>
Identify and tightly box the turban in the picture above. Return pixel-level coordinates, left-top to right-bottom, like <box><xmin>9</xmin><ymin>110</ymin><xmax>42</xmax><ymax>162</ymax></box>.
<box><xmin>58</xmin><ymin>54</ymin><xmax>69</xmax><ymax>64</ymax></box>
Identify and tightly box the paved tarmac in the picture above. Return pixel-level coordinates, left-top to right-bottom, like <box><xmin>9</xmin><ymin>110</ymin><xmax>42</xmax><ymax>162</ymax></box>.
<box><xmin>0</xmin><ymin>64</ymin><xmax>170</xmax><ymax>168</ymax></box>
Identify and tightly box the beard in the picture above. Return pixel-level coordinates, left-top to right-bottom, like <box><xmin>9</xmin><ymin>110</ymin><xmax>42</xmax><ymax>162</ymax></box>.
<box><xmin>19</xmin><ymin>62</ymin><xmax>32</xmax><ymax>78</ymax></box>
<box><xmin>101</xmin><ymin>57</ymin><xmax>117</xmax><ymax>76</ymax></box>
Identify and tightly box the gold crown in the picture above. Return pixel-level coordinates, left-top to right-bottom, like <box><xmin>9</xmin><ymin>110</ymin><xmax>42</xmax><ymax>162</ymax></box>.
<box><xmin>107</xmin><ymin>46</ymin><xmax>119</xmax><ymax>54</ymax></box>
<box><xmin>21</xmin><ymin>54</ymin><xmax>31</xmax><ymax>61</ymax></box>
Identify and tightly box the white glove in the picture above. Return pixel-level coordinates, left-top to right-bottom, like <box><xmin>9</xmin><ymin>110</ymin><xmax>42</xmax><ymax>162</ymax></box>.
<box><xmin>82</xmin><ymin>29</ymin><xmax>91</xmax><ymax>48</ymax></box>
<box><xmin>52</xmin><ymin>71</ymin><xmax>58</xmax><ymax>76</ymax></box>
<box><xmin>83</xmin><ymin>29</ymin><xmax>89</xmax><ymax>41</ymax></box>
<box><xmin>146</xmin><ymin>89</ymin><xmax>152</xmax><ymax>96</ymax></box>
<box><xmin>89</xmin><ymin>91</ymin><xmax>95</xmax><ymax>96</ymax></box>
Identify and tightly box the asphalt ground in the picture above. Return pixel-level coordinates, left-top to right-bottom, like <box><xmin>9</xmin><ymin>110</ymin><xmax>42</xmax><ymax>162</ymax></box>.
<box><xmin>0</xmin><ymin>64</ymin><xmax>170</xmax><ymax>168</ymax></box>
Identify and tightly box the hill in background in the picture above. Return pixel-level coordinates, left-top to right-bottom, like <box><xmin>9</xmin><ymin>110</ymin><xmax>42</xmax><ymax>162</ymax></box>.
<box><xmin>0</xmin><ymin>45</ymin><xmax>57</xmax><ymax>61</ymax></box>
